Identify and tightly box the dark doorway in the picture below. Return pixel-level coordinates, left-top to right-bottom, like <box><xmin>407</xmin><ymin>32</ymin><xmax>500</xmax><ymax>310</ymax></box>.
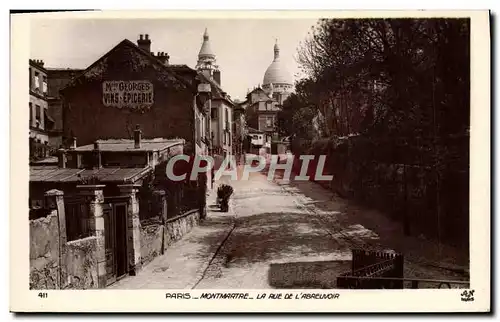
<box><xmin>104</xmin><ymin>199</ymin><xmax>129</xmax><ymax>286</ymax></box>
<box><xmin>104</xmin><ymin>203</ymin><xmax>117</xmax><ymax>286</ymax></box>
<box><xmin>114</xmin><ymin>203</ymin><xmax>128</xmax><ymax>279</ymax></box>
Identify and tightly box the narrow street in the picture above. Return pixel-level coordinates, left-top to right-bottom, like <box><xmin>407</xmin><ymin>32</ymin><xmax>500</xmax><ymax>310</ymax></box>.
<box><xmin>111</xmin><ymin>162</ymin><xmax>469</xmax><ymax>289</ymax></box>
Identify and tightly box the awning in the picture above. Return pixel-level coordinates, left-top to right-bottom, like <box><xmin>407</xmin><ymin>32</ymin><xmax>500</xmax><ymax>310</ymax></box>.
<box><xmin>30</xmin><ymin>166</ymin><xmax>152</xmax><ymax>184</ymax></box>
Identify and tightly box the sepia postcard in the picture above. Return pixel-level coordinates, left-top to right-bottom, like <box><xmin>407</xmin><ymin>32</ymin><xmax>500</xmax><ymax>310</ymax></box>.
<box><xmin>10</xmin><ymin>10</ymin><xmax>490</xmax><ymax>313</ymax></box>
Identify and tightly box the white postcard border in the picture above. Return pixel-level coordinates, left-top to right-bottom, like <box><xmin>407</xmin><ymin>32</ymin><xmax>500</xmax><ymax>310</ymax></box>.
<box><xmin>10</xmin><ymin>10</ymin><xmax>491</xmax><ymax>313</ymax></box>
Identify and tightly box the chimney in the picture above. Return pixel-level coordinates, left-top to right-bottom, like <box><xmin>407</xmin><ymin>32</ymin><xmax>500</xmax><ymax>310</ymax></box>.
<box><xmin>137</xmin><ymin>34</ymin><xmax>152</xmax><ymax>53</ymax></box>
<box><xmin>156</xmin><ymin>51</ymin><xmax>170</xmax><ymax>66</ymax></box>
<box><xmin>213</xmin><ymin>70</ymin><xmax>221</xmax><ymax>86</ymax></box>
<box><xmin>57</xmin><ymin>149</ymin><xmax>67</xmax><ymax>168</ymax></box>
<box><xmin>134</xmin><ymin>125</ymin><xmax>142</xmax><ymax>149</ymax></box>
<box><xmin>92</xmin><ymin>141</ymin><xmax>102</xmax><ymax>169</ymax></box>
<box><xmin>69</xmin><ymin>137</ymin><xmax>77</xmax><ymax>150</ymax></box>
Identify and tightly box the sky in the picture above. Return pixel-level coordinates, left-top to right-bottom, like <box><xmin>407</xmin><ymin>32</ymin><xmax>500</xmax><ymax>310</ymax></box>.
<box><xmin>30</xmin><ymin>18</ymin><xmax>318</xmax><ymax>101</ymax></box>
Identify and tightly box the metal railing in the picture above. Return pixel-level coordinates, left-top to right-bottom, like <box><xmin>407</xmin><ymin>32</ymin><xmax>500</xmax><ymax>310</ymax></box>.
<box><xmin>337</xmin><ymin>249</ymin><xmax>469</xmax><ymax>289</ymax></box>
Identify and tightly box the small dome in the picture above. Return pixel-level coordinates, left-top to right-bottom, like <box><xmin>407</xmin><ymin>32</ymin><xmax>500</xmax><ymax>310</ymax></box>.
<box><xmin>198</xmin><ymin>28</ymin><xmax>215</xmax><ymax>58</ymax></box>
<box><xmin>263</xmin><ymin>40</ymin><xmax>292</xmax><ymax>86</ymax></box>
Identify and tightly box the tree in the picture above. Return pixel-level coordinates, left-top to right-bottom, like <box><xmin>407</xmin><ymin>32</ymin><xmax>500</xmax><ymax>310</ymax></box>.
<box><xmin>277</xmin><ymin>81</ymin><xmax>318</xmax><ymax>141</ymax></box>
<box><xmin>295</xmin><ymin>18</ymin><xmax>469</xmax><ymax>138</ymax></box>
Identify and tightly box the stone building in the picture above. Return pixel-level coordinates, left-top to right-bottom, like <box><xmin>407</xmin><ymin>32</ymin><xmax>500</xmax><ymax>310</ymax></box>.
<box><xmin>244</xmin><ymin>87</ymin><xmax>281</xmax><ymax>150</ymax></box>
<box><xmin>29</xmin><ymin>59</ymin><xmax>60</xmax><ymax>162</ymax></box>
<box><xmin>195</xmin><ymin>29</ymin><xmax>235</xmax><ymax>158</ymax></box>
<box><xmin>46</xmin><ymin>68</ymin><xmax>84</xmax><ymax>148</ymax></box>
<box><xmin>28</xmin><ymin>34</ymin><xmax>214</xmax><ymax>289</ymax></box>
<box><xmin>29</xmin><ymin>127</ymin><xmax>206</xmax><ymax>288</ymax></box>
<box><xmin>59</xmin><ymin>34</ymin><xmax>211</xmax><ymax>157</ymax></box>
<box><xmin>241</xmin><ymin>40</ymin><xmax>293</xmax><ymax>151</ymax></box>
<box><xmin>29</xmin><ymin>59</ymin><xmax>50</xmax><ymax>143</ymax></box>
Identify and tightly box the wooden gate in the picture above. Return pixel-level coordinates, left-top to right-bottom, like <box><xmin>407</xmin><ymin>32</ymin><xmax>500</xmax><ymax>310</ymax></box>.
<box><xmin>64</xmin><ymin>196</ymin><xmax>90</xmax><ymax>242</ymax></box>
<box><xmin>103</xmin><ymin>196</ymin><xmax>129</xmax><ymax>286</ymax></box>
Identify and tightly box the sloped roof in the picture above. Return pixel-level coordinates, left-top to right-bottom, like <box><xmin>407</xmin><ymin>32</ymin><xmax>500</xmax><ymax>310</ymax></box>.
<box><xmin>73</xmin><ymin>138</ymin><xmax>183</xmax><ymax>153</ymax></box>
<box><xmin>248</xmin><ymin>87</ymin><xmax>271</xmax><ymax>99</ymax></box>
<box><xmin>30</xmin><ymin>166</ymin><xmax>152</xmax><ymax>184</ymax></box>
<box><xmin>198</xmin><ymin>28</ymin><xmax>215</xmax><ymax>58</ymax></box>
<box><xmin>60</xmin><ymin>39</ymin><xmax>193</xmax><ymax>93</ymax></box>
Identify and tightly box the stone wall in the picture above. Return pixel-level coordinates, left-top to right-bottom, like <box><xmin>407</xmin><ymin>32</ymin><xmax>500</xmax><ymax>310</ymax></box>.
<box><xmin>29</xmin><ymin>210</ymin><xmax>60</xmax><ymax>290</ymax></box>
<box><xmin>140</xmin><ymin>221</ymin><xmax>164</xmax><ymax>266</ymax></box>
<box><xmin>164</xmin><ymin>210</ymin><xmax>200</xmax><ymax>246</ymax></box>
<box><xmin>63</xmin><ymin>236</ymin><xmax>99</xmax><ymax>289</ymax></box>
<box><xmin>139</xmin><ymin>210</ymin><xmax>200</xmax><ymax>266</ymax></box>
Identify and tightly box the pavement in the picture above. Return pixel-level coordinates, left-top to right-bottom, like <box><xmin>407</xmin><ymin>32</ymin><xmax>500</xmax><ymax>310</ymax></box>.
<box><xmin>108</xmin><ymin>189</ymin><xmax>236</xmax><ymax>289</ymax></box>
<box><xmin>110</xmin><ymin>162</ymin><xmax>469</xmax><ymax>289</ymax></box>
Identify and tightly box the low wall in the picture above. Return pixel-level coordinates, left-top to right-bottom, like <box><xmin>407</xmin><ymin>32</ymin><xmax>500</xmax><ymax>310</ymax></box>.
<box><xmin>140</xmin><ymin>221</ymin><xmax>164</xmax><ymax>266</ymax></box>
<box><xmin>164</xmin><ymin>210</ymin><xmax>200</xmax><ymax>247</ymax></box>
<box><xmin>63</xmin><ymin>236</ymin><xmax>99</xmax><ymax>289</ymax></box>
<box><xmin>139</xmin><ymin>210</ymin><xmax>200</xmax><ymax>266</ymax></box>
<box><xmin>29</xmin><ymin>211</ymin><xmax>60</xmax><ymax>290</ymax></box>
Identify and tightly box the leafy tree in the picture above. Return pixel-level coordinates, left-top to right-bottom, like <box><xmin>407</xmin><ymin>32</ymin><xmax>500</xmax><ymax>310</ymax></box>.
<box><xmin>294</xmin><ymin>18</ymin><xmax>469</xmax><ymax>138</ymax></box>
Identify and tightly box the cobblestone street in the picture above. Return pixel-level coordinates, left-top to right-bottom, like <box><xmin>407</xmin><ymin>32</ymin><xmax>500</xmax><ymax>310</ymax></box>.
<box><xmin>110</xmin><ymin>164</ymin><xmax>469</xmax><ymax>289</ymax></box>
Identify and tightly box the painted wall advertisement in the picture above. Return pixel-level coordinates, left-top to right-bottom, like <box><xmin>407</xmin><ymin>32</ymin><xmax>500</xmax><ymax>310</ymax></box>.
<box><xmin>102</xmin><ymin>80</ymin><xmax>154</xmax><ymax>110</ymax></box>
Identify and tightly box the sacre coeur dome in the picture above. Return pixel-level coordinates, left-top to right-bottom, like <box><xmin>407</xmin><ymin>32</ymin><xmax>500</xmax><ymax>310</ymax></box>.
<box><xmin>262</xmin><ymin>41</ymin><xmax>292</xmax><ymax>86</ymax></box>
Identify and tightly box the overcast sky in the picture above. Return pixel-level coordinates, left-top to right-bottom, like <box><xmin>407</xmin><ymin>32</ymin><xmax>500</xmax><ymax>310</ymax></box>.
<box><xmin>30</xmin><ymin>18</ymin><xmax>317</xmax><ymax>101</ymax></box>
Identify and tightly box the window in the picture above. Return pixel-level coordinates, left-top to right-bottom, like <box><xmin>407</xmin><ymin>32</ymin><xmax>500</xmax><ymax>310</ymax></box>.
<box><xmin>211</xmin><ymin>108</ymin><xmax>218</xmax><ymax>119</ymax></box>
<box><xmin>29</xmin><ymin>68</ymin><xmax>32</xmax><ymax>89</ymax></box>
<box><xmin>225</xmin><ymin>109</ymin><xmax>229</xmax><ymax>124</ymax></box>
<box><xmin>35</xmin><ymin>105</ymin><xmax>41</xmax><ymax>122</ymax></box>
<box><xmin>29</xmin><ymin>102</ymin><xmax>33</xmax><ymax>126</ymax></box>
<box><xmin>266</xmin><ymin>117</ymin><xmax>273</xmax><ymax>127</ymax></box>
<box><xmin>34</xmin><ymin>71</ymin><xmax>40</xmax><ymax>90</ymax></box>
<box><xmin>35</xmin><ymin>105</ymin><xmax>42</xmax><ymax>121</ymax></box>
<box><xmin>252</xmin><ymin>135</ymin><xmax>258</xmax><ymax>140</ymax></box>
<box><xmin>42</xmin><ymin>76</ymin><xmax>48</xmax><ymax>94</ymax></box>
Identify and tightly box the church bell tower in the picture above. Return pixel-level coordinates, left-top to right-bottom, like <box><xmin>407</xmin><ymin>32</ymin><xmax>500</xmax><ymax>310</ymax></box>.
<box><xmin>196</xmin><ymin>28</ymin><xmax>220</xmax><ymax>84</ymax></box>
